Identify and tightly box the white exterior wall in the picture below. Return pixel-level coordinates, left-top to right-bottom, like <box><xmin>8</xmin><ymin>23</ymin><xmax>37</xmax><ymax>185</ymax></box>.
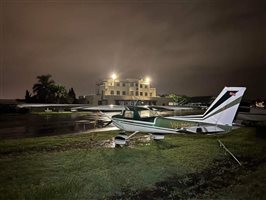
<box><xmin>97</xmin><ymin>78</ymin><xmax>157</xmax><ymax>97</ymax></box>
<box><xmin>80</xmin><ymin>77</ymin><xmax>174</xmax><ymax>106</ymax></box>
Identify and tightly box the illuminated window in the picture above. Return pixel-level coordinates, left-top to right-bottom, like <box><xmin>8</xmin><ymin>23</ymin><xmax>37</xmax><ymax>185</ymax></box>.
<box><xmin>124</xmin><ymin>111</ymin><xmax>134</xmax><ymax>118</ymax></box>
<box><xmin>138</xmin><ymin>110</ymin><xmax>158</xmax><ymax>118</ymax></box>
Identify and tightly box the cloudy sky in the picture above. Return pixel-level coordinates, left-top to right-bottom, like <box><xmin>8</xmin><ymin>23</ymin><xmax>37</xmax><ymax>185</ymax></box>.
<box><xmin>1</xmin><ymin>0</ymin><xmax>265</xmax><ymax>99</ymax></box>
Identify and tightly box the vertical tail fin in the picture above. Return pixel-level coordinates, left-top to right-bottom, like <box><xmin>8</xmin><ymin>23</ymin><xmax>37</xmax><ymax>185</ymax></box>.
<box><xmin>202</xmin><ymin>87</ymin><xmax>246</xmax><ymax>126</ymax></box>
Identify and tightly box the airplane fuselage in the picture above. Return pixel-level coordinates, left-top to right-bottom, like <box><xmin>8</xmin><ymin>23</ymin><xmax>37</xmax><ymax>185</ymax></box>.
<box><xmin>112</xmin><ymin>115</ymin><xmax>197</xmax><ymax>134</ymax></box>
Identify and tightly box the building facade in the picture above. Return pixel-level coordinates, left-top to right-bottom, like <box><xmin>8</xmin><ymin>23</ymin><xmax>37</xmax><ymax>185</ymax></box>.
<box><xmin>79</xmin><ymin>77</ymin><xmax>172</xmax><ymax>106</ymax></box>
<box><xmin>97</xmin><ymin>78</ymin><xmax>156</xmax><ymax>98</ymax></box>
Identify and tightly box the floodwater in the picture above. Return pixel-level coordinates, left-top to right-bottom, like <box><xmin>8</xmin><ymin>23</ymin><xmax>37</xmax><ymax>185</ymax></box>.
<box><xmin>0</xmin><ymin>109</ymin><xmax>198</xmax><ymax>139</ymax></box>
<box><xmin>0</xmin><ymin>108</ymin><xmax>231</xmax><ymax>139</ymax></box>
<box><xmin>0</xmin><ymin>112</ymin><xmax>118</xmax><ymax>139</ymax></box>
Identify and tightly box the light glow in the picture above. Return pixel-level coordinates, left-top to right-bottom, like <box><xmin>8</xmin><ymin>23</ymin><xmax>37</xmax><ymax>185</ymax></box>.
<box><xmin>145</xmin><ymin>77</ymin><xmax>151</xmax><ymax>84</ymax></box>
<box><xmin>111</xmin><ymin>73</ymin><xmax>117</xmax><ymax>80</ymax></box>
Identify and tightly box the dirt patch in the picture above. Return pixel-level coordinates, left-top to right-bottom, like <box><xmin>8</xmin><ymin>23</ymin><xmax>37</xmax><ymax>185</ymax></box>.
<box><xmin>0</xmin><ymin>139</ymin><xmax>114</xmax><ymax>157</ymax></box>
<box><xmin>108</xmin><ymin>157</ymin><xmax>266</xmax><ymax>200</ymax></box>
<box><xmin>0</xmin><ymin>135</ymin><xmax>153</xmax><ymax>157</ymax></box>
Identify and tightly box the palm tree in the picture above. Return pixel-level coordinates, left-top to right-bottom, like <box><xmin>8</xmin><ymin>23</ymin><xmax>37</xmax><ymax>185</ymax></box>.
<box><xmin>32</xmin><ymin>74</ymin><xmax>55</xmax><ymax>103</ymax></box>
<box><xmin>52</xmin><ymin>84</ymin><xmax>67</xmax><ymax>103</ymax></box>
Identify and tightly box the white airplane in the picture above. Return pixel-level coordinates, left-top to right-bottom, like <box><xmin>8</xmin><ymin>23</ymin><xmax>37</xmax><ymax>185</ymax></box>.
<box><xmin>107</xmin><ymin>87</ymin><xmax>246</xmax><ymax>145</ymax></box>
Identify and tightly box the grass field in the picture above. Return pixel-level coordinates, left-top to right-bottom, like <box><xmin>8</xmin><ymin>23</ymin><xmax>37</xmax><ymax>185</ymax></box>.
<box><xmin>0</xmin><ymin>127</ymin><xmax>265</xmax><ymax>199</ymax></box>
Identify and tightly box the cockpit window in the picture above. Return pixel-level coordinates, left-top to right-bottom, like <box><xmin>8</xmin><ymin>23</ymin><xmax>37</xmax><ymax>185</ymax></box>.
<box><xmin>138</xmin><ymin>110</ymin><xmax>158</xmax><ymax>118</ymax></box>
<box><xmin>124</xmin><ymin>110</ymin><xmax>134</xmax><ymax>118</ymax></box>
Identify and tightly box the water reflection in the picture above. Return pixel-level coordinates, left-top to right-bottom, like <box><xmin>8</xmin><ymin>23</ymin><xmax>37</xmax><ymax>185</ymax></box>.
<box><xmin>0</xmin><ymin>110</ymin><xmax>204</xmax><ymax>139</ymax></box>
<box><xmin>0</xmin><ymin>112</ymin><xmax>119</xmax><ymax>139</ymax></box>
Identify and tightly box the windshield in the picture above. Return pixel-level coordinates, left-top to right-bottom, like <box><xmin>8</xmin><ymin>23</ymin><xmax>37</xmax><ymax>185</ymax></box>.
<box><xmin>124</xmin><ymin>110</ymin><xmax>134</xmax><ymax>118</ymax></box>
<box><xmin>138</xmin><ymin>110</ymin><xmax>159</xmax><ymax>118</ymax></box>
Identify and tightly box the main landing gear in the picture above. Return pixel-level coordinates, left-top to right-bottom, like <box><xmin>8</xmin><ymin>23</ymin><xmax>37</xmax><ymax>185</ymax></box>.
<box><xmin>114</xmin><ymin>132</ymin><xmax>165</xmax><ymax>147</ymax></box>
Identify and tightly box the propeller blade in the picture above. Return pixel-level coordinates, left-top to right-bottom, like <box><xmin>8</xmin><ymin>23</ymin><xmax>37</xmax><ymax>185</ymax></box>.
<box><xmin>103</xmin><ymin>120</ymin><xmax>113</xmax><ymax>127</ymax></box>
<box><xmin>99</xmin><ymin>110</ymin><xmax>112</xmax><ymax>120</ymax></box>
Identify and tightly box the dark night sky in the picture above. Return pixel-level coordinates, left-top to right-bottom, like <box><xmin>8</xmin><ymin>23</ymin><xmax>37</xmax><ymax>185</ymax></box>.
<box><xmin>1</xmin><ymin>0</ymin><xmax>265</xmax><ymax>99</ymax></box>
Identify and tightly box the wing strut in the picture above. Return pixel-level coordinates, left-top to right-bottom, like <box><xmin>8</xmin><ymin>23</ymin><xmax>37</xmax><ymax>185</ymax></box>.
<box><xmin>128</xmin><ymin>131</ymin><xmax>139</xmax><ymax>139</ymax></box>
<box><xmin>114</xmin><ymin>131</ymin><xmax>139</xmax><ymax>146</ymax></box>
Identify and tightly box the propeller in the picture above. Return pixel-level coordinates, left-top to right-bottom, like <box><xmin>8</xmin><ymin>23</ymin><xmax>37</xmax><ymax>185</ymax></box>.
<box><xmin>98</xmin><ymin>110</ymin><xmax>114</xmax><ymax>128</ymax></box>
<box><xmin>103</xmin><ymin>120</ymin><xmax>113</xmax><ymax>127</ymax></box>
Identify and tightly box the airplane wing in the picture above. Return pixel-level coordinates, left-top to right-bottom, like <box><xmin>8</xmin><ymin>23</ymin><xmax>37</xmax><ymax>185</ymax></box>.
<box><xmin>77</xmin><ymin>105</ymin><xmax>125</xmax><ymax>112</ymax></box>
<box><xmin>17</xmin><ymin>104</ymin><xmax>126</xmax><ymax>112</ymax></box>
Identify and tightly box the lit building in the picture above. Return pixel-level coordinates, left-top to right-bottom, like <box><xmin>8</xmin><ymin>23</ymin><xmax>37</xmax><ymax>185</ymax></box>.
<box><xmin>79</xmin><ymin>75</ymin><xmax>172</xmax><ymax>106</ymax></box>
<box><xmin>97</xmin><ymin>78</ymin><xmax>156</xmax><ymax>98</ymax></box>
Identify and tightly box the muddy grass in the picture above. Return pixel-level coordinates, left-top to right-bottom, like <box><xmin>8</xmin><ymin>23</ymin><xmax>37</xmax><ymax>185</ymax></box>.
<box><xmin>0</xmin><ymin>139</ymin><xmax>114</xmax><ymax>157</ymax></box>
<box><xmin>0</xmin><ymin>134</ymin><xmax>152</xmax><ymax>157</ymax></box>
<box><xmin>109</xmin><ymin>157</ymin><xmax>266</xmax><ymax>200</ymax></box>
<box><xmin>0</xmin><ymin>127</ymin><xmax>265</xmax><ymax>199</ymax></box>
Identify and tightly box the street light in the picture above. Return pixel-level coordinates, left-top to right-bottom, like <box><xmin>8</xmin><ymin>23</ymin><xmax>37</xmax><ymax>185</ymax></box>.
<box><xmin>145</xmin><ymin>77</ymin><xmax>151</xmax><ymax>84</ymax></box>
<box><xmin>111</xmin><ymin>73</ymin><xmax>117</xmax><ymax>80</ymax></box>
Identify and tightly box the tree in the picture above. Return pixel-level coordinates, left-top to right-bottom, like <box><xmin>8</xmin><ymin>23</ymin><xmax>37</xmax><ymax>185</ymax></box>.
<box><xmin>32</xmin><ymin>74</ymin><xmax>55</xmax><ymax>103</ymax></box>
<box><xmin>168</xmin><ymin>94</ymin><xmax>190</xmax><ymax>105</ymax></box>
<box><xmin>168</xmin><ymin>94</ymin><xmax>179</xmax><ymax>103</ymax></box>
<box><xmin>52</xmin><ymin>84</ymin><xmax>67</xmax><ymax>103</ymax></box>
<box><xmin>30</xmin><ymin>74</ymin><xmax>77</xmax><ymax>104</ymax></box>
<box><xmin>25</xmin><ymin>90</ymin><xmax>31</xmax><ymax>103</ymax></box>
<box><xmin>68</xmin><ymin>88</ymin><xmax>77</xmax><ymax>104</ymax></box>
